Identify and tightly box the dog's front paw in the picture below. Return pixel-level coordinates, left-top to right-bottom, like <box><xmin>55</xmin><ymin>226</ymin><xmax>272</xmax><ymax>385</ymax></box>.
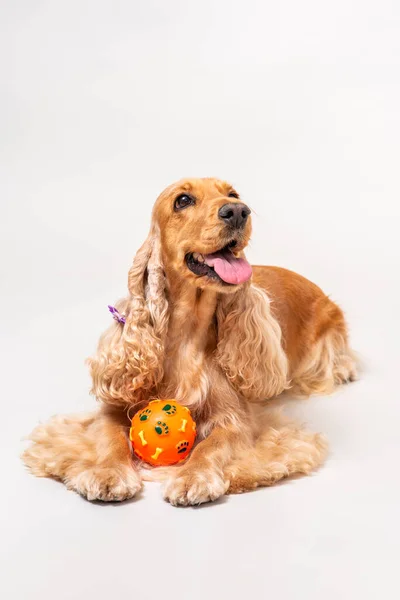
<box><xmin>163</xmin><ymin>467</ymin><xmax>229</xmax><ymax>506</ymax></box>
<box><xmin>68</xmin><ymin>466</ymin><xmax>142</xmax><ymax>502</ymax></box>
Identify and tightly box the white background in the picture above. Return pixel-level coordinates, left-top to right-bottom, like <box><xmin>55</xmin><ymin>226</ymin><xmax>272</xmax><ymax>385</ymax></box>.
<box><xmin>1</xmin><ymin>1</ymin><xmax>400</xmax><ymax>599</ymax></box>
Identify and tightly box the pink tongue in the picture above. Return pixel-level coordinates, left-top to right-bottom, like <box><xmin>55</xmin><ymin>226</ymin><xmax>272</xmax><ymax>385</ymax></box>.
<box><xmin>204</xmin><ymin>251</ymin><xmax>252</xmax><ymax>285</ymax></box>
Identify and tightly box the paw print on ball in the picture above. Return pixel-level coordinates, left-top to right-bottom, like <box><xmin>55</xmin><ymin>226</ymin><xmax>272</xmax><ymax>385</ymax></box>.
<box><xmin>162</xmin><ymin>403</ymin><xmax>177</xmax><ymax>415</ymax></box>
<box><xmin>176</xmin><ymin>440</ymin><xmax>190</xmax><ymax>454</ymax></box>
<box><xmin>139</xmin><ymin>408</ymin><xmax>152</xmax><ymax>421</ymax></box>
<box><xmin>154</xmin><ymin>421</ymin><xmax>169</xmax><ymax>436</ymax></box>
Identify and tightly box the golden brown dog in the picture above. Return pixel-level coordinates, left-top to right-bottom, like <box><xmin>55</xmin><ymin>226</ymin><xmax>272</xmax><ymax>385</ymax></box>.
<box><xmin>23</xmin><ymin>177</ymin><xmax>357</xmax><ymax>505</ymax></box>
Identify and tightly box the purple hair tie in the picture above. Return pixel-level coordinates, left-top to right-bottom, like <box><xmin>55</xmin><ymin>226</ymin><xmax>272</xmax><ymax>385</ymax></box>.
<box><xmin>108</xmin><ymin>305</ymin><xmax>126</xmax><ymax>324</ymax></box>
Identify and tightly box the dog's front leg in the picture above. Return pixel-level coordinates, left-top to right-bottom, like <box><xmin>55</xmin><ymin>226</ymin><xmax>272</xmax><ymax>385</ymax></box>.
<box><xmin>163</xmin><ymin>425</ymin><xmax>239</xmax><ymax>506</ymax></box>
<box><xmin>23</xmin><ymin>407</ymin><xmax>142</xmax><ymax>502</ymax></box>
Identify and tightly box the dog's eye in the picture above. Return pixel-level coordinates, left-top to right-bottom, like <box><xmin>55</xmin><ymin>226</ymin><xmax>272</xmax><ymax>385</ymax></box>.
<box><xmin>174</xmin><ymin>194</ymin><xmax>195</xmax><ymax>211</ymax></box>
<box><xmin>228</xmin><ymin>191</ymin><xmax>239</xmax><ymax>199</ymax></box>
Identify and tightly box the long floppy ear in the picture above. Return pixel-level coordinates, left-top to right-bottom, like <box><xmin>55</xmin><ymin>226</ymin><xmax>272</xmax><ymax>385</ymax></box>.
<box><xmin>216</xmin><ymin>285</ymin><xmax>288</xmax><ymax>401</ymax></box>
<box><xmin>88</xmin><ymin>224</ymin><xmax>169</xmax><ymax>408</ymax></box>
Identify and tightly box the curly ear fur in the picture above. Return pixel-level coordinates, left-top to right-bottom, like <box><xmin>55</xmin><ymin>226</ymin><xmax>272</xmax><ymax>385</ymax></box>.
<box><xmin>88</xmin><ymin>225</ymin><xmax>169</xmax><ymax>408</ymax></box>
<box><xmin>216</xmin><ymin>284</ymin><xmax>289</xmax><ymax>401</ymax></box>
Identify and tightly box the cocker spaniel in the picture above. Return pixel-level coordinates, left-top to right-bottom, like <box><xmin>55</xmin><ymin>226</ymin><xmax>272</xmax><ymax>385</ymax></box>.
<box><xmin>23</xmin><ymin>177</ymin><xmax>357</xmax><ymax>505</ymax></box>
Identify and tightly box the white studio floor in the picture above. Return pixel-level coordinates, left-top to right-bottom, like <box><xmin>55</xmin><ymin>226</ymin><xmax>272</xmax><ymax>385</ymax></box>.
<box><xmin>1</xmin><ymin>1</ymin><xmax>400</xmax><ymax>599</ymax></box>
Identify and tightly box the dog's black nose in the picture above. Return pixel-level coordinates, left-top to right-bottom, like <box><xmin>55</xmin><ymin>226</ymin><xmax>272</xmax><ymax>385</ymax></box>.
<box><xmin>218</xmin><ymin>203</ymin><xmax>251</xmax><ymax>229</ymax></box>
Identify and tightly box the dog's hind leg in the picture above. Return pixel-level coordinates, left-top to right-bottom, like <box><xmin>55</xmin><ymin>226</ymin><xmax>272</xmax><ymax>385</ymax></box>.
<box><xmin>22</xmin><ymin>407</ymin><xmax>142</xmax><ymax>501</ymax></box>
<box><xmin>290</xmin><ymin>299</ymin><xmax>358</xmax><ymax>397</ymax></box>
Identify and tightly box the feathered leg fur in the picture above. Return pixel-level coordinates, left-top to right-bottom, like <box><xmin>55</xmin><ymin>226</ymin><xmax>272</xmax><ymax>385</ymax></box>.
<box><xmin>146</xmin><ymin>411</ymin><xmax>327</xmax><ymax>505</ymax></box>
<box><xmin>225</xmin><ymin>411</ymin><xmax>327</xmax><ymax>494</ymax></box>
<box><xmin>22</xmin><ymin>408</ymin><xmax>141</xmax><ymax>501</ymax></box>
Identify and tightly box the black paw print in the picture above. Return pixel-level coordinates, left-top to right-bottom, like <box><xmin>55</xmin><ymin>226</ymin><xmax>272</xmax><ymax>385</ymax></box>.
<box><xmin>176</xmin><ymin>440</ymin><xmax>190</xmax><ymax>454</ymax></box>
<box><xmin>139</xmin><ymin>408</ymin><xmax>152</xmax><ymax>422</ymax></box>
<box><xmin>162</xmin><ymin>403</ymin><xmax>177</xmax><ymax>415</ymax></box>
<box><xmin>154</xmin><ymin>421</ymin><xmax>169</xmax><ymax>436</ymax></box>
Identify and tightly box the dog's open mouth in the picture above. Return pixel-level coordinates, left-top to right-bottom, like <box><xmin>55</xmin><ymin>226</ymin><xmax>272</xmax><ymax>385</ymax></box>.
<box><xmin>185</xmin><ymin>242</ymin><xmax>253</xmax><ymax>285</ymax></box>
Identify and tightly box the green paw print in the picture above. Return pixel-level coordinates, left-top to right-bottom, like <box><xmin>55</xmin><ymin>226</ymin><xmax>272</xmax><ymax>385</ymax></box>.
<box><xmin>139</xmin><ymin>408</ymin><xmax>152</xmax><ymax>421</ymax></box>
<box><xmin>162</xmin><ymin>403</ymin><xmax>177</xmax><ymax>415</ymax></box>
<box><xmin>154</xmin><ymin>421</ymin><xmax>169</xmax><ymax>436</ymax></box>
<box><xmin>176</xmin><ymin>440</ymin><xmax>190</xmax><ymax>454</ymax></box>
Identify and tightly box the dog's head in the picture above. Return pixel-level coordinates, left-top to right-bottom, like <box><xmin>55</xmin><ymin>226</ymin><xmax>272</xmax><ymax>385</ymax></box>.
<box><xmin>153</xmin><ymin>178</ymin><xmax>253</xmax><ymax>292</ymax></box>
<box><xmin>89</xmin><ymin>178</ymin><xmax>287</xmax><ymax>409</ymax></box>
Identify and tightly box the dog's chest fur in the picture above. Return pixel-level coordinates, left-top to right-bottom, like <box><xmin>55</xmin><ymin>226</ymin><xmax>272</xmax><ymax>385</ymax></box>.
<box><xmin>161</xmin><ymin>289</ymin><xmax>218</xmax><ymax>412</ymax></box>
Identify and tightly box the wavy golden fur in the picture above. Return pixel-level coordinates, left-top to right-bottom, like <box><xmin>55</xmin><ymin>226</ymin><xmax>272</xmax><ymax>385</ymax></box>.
<box><xmin>23</xmin><ymin>177</ymin><xmax>357</xmax><ymax>505</ymax></box>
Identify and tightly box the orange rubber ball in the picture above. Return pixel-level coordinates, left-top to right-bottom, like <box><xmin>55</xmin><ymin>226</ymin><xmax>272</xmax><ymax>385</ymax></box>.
<box><xmin>129</xmin><ymin>399</ymin><xmax>196</xmax><ymax>466</ymax></box>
